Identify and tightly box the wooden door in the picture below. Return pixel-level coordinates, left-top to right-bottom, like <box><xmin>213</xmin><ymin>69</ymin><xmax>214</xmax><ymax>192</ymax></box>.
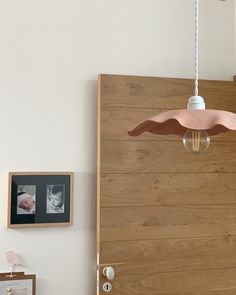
<box><xmin>97</xmin><ymin>74</ymin><xmax>236</xmax><ymax>295</ymax></box>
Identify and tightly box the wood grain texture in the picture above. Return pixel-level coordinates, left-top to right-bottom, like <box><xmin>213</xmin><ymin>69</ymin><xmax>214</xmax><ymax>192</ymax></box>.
<box><xmin>101</xmin><ymin>141</ymin><xmax>236</xmax><ymax>173</ymax></box>
<box><xmin>100</xmin><ymin>74</ymin><xmax>236</xmax><ymax>109</ymax></box>
<box><xmin>100</xmin><ymin>237</ymin><xmax>236</xmax><ymax>274</ymax></box>
<box><xmin>97</xmin><ymin>75</ymin><xmax>101</xmax><ymax>253</ymax></box>
<box><xmin>101</xmin><ymin>205</ymin><xmax>236</xmax><ymax>241</ymax></box>
<box><xmin>101</xmin><ymin>107</ymin><xmax>236</xmax><ymax>141</ymax></box>
<box><xmin>101</xmin><ymin>173</ymin><xmax>236</xmax><ymax>207</ymax></box>
<box><xmin>98</xmin><ymin>74</ymin><xmax>236</xmax><ymax>294</ymax></box>
<box><xmin>100</xmin><ymin>268</ymin><xmax>236</xmax><ymax>295</ymax></box>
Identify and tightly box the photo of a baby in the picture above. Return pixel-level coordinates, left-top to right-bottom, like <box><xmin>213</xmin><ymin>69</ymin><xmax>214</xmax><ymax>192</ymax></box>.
<box><xmin>17</xmin><ymin>185</ymin><xmax>36</xmax><ymax>215</ymax></box>
<box><xmin>46</xmin><ymin>185</ymin><xmax>65</xmax><ymax>214</ymax></box>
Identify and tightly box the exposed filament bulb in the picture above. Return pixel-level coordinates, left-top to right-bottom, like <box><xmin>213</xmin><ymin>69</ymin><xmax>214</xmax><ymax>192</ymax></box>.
<box><xmin>183</xmin><ymin>129</ymin><xmax>210</xmax><ymax>154</ymax></box>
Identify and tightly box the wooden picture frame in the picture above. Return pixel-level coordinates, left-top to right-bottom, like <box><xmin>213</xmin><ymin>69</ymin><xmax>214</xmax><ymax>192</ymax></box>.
<box><xmin>0</xmin><ymin>272</ymin><xmax>36</xmax><ymax>295</ymax></box>
<box><xmin>7</xmin><ymin>172</ymin><xmax>74</xmax><ymax>228</ymax></box>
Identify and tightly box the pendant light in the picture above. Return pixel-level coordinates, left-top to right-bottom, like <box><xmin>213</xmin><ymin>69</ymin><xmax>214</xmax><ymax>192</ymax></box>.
<box><xmin>128</xmin><ymin>0</ymin><xmax>236</xmax><ymax>154</ymax></box>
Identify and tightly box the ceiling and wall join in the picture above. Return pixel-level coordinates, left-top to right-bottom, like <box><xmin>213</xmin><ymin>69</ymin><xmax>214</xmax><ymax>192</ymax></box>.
<box><xmin>0</xmin><ymin>1</ymin><xmax>235</xmax><ymax>295</ymax></box>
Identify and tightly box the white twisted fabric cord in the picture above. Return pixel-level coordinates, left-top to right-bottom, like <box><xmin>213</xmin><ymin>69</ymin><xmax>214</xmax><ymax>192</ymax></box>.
<box><xmin>195</xmin><ymin>0</ymin><xmax>199</xmax><ymax>96</ymax></box>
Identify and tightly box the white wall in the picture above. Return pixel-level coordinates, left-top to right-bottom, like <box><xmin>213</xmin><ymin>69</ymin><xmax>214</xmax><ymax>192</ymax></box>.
<box><xmin>235</xmin><ymin>0</ymin><xmax>236</xmax><ymax>75</ymax></box>
<box><xmin>0</xmin><ymin>0</ymin><xmax>234</xmax><ymax>294</ymax></box>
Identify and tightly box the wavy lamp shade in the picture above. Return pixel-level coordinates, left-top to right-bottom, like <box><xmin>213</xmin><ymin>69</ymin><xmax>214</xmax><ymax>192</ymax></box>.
<box><xmin>128</xmin><ymin>109</ymin><xmax>236</xmax><ymax>137</ymax></box>
<box><xmin>128</xmin><ymin>0</ymin><xmax>236</xmax><ymax>154</ymax></box>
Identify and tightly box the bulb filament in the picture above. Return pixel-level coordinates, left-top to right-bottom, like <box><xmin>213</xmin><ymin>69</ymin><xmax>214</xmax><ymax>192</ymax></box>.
<box><xmin>192</xmin><ymin>130</ymin><xmax>201</xmax><ymax>153</ymax></box>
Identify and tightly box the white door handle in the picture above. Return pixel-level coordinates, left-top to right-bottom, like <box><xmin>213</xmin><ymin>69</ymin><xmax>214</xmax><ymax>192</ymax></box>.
<box><xmin>103</xmin><ymin>266</ymin><xmax>115</xmax><ymax>280</ymax></box>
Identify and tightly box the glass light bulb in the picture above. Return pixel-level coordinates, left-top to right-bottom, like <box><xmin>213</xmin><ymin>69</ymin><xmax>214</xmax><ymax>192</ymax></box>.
<box><xmin>183</xmin><ymin>129</ymin><xmax>210</xmax><ymax>154</ymax></box>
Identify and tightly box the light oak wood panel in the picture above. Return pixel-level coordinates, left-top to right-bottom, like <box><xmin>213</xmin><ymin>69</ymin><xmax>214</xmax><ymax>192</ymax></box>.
<box><xmin>97</xmin><ymin>75</ymin><xmax>101</xmax><ymax>253</ymax></box>
<box><xmin>100</xmin><ymin>74</ymin><xmax>236</xmax><ymax>109</ymax></box>
<box><xmin>101</xmin><ymin>224</ymin><xmax>236</xmax><ymax>242</ymax></box>
<box><xmin>100</xmin><ymin>237</ymin><xmax>236</xmax><ymax>274</ymax></box>
<box><xmin>101</xmin><ymin>289</ymin><xmax>236</xmax><ymax>295</ymax></box>
<box><xmin>101</xmin><ymin>141</ymin><xmax>236</xmax><ymax>173</ymax></box>
<box><xmin>101</xmin><ymin>107</ymin><xmax>171</xmax><ymax>141</ymax></box>
<box><xmin>101</xmin><ymin>107</ymin><xmax>236</xmax><ymax>141</ymax></box>
<box><xmin>100</xmin><ymin>267</ymin><xmax>236</xmax><ymax>295</ymax></box>
<box><xmin>101</xmin><ymin>173</ymin><xmax>236</xmax><ymax>207</ymax></box>
<box><xmin>98</xmin><ymin>74</ymin><xmax>236</xmax><ymax>294</ymax></box>
<box><xmin>101</xmin><ymin>205</ymin><xmax>236</xmax><ymax>241</ymax></box>
<box><xmin>133</xmin><ymin>292</ymin><xmax>236</xmax><ymax>295</ymax></box>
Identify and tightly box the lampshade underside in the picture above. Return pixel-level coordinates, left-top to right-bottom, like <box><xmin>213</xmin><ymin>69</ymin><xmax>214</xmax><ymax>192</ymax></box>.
<box><xmin>128</xmin><ymin>109</ymin><xmax>236</xmax><ymax>137</ymax></box>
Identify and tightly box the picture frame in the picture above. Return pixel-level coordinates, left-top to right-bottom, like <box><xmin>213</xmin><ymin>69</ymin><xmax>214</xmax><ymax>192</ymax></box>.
<box><xmin>7</xmin><ymin>172</ymin><xmax>74</xmax><ymax>228</ymax></box>
<box><xmin>0</xmin><ymin>272</ymin><xmax>36</xmax><ymax>295</ymax></box>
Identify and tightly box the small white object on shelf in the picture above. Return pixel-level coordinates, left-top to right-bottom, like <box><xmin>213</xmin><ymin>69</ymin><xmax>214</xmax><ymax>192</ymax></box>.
<box><xmin>5</xmin><ymin>250</ymin><xmax>23</xmax><ymax>276</ymax></box>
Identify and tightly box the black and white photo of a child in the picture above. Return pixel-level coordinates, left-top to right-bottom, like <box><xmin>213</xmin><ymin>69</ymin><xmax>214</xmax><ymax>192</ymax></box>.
<box><xmin>17</xmin><ymin>185</ymin><xmax>36</xmax><ymax>215</ymax></box>
<box><xmin>47</xmin><ymin>185</ymin><xmax>65</xmax><ymax>214</ymax></box>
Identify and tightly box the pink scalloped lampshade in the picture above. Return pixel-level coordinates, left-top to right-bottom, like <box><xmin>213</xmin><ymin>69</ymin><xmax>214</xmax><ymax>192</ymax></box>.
<box><xmin>128</xmin><ymin>109</ymin><xmax>236</xmax><ymax>137</ymax></box>
<box><xmin>128</xmin><ymin>0</ymin><xmax>236</xmax><ymax>141</ymax></box>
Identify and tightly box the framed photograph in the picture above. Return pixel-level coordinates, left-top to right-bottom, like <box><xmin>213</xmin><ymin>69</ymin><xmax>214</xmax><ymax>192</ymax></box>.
<box><xmin>0</xmin><ymin>272</ymin><xmax>36</xmax><ymax>295</ymax></box>
<box><xmin>7</xmin><ymin>172</ymin><xmax>74</xmax><ymax>228</ymax></box>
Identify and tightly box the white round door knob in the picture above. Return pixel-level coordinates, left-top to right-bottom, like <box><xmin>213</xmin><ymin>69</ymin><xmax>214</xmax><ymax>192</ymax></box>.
<box><xmin>103</xmin><ymin>266</ymin><xmax>115</xmax><ymax>280</ymax></box>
